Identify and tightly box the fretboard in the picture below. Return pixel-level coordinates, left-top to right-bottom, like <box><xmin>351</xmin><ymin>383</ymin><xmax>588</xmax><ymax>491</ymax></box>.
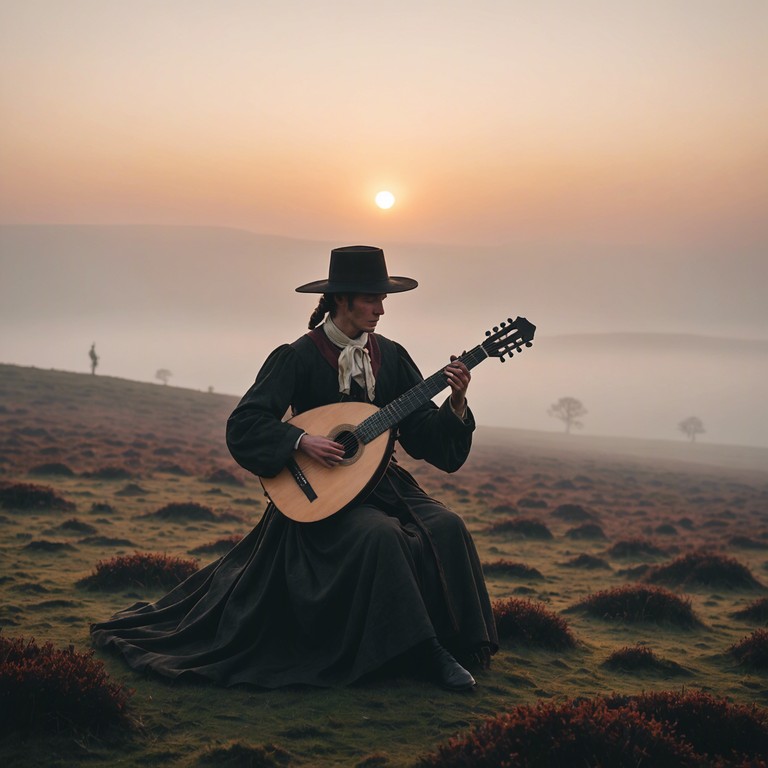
<box><xmin>355</xmin><ymin>344</ymin><xmax>488</xmax><ymax>444</ymax></box>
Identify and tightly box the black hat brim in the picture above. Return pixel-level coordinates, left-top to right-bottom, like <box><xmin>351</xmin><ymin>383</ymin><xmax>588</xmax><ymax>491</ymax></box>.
<box><xmin>295</xmin><ymin>276</ymin><xmax>418</xmax><ymax>294</ymax></box>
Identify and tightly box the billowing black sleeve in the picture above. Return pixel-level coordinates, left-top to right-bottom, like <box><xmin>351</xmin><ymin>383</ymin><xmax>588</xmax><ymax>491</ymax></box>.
<box><xmin>226</xmin><ymin>345</ymin><xmax>305</xmax><ymax>478</ymax></box>
<box><xmin>393</xmin><ymin>342</ymin><xmax>475</xmax><ymax>473</ymax></box>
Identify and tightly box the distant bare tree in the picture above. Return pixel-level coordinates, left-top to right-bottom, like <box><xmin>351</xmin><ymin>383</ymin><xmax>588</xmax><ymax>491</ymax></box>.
<box><xmin>155</xmin><ymin>368</ymin><xmax>172</xmax><ymax>386</ymax></box>
<box><xmin>548</xmin><ymin>396</ymin><xmax>587</xmax><ymax>434</ymax></box>
<box><xmin>679</xmin><ymin>416</ymin><xmax>705</xmax><ymax>442</ymax></box>
<box><xmin>88</xmin><ymin>343</ymin><xmax>99</xmax><ymax>375</ymax></box>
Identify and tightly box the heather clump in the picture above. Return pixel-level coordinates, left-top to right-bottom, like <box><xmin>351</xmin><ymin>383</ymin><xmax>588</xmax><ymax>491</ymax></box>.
<box><xmin>731</xmin><ymin>597</ymin><xmax>768</xmax><ymax>623</ymax></box>
<box><xmin>561</xmin><ymin>553</ymin><xmax>611</xmax><ymax>570</ymax></box>
<box><xmin>27</xmin><ymin>462</ymin><xmax>75</xmax><ymax>477</ymax></box>
<box><xmin>729</xmin><ymin>535</ymin><xmax>768</xmax><ymax>550</ymax></box>
<box><xmin>487</xmin><ymin>517</ymin><xmax>553</xmax><ymax>539</ymax></box>
<box><xmin>202</xmin><ymin>468</ymin><xmax>245</xmax><ymax>486</ymax></box>
<box><xmin>482</xmin><ymin>560</ymin><xmax>543</xmax><ymax>579</ymax></box>
<box><xmin>78</xmin><ymin>551</ymin><xmax>199</xmax><ymax>590</ymax></box>
<box><xmin>646</xmin><ymin>551</ymin><xmax>763</xmax><ymax>590</ymax></box>
<box><xmin>57</xmin><ymin>517</ymin><xmax>98</xmax><ymax>534</ymax></box>
<box><xmin>83</xmin><ymin>466</ymin><xmax>134</xmax><ymax>480</ymax></box>
<box><xmin>607</xmin><ymin>538</ymin><xmax>665</xmax><ymax>558</ymax></box>
<box><xmin>492</xmin><ymin>597</ymin><xmax>576</xmax><ymax>649</ymax></box>
<box><xmin>190</xmin><ymin>534</ymin><xmax>244</xmax><ymax>556</ymax></box>
<box><xmin>602</xmin><ymin>644</ymin><xmax>690</xmax><ymax>676</ymax></box>
<box><xmin>0</xmin><ymin>481</ymin><xmax>75</xmax><ymax>512</ymax></box>
<box><xmin>569</xmin><ymin>584</ymin><xmax>701</xmax><ymax>627</ymax></box>
<box><xmin>730</xmin><ymin>629</ymin><xmax>768</xmax><ymax>670</ymax></box>
<box><xmin>142</xmin><ymin>501</ymin><xmax>217</xmax><ymax>521</ymax></box>
<box><xmin>517</xmin><ymin>496</ymin><xmax>547</xmax><ymax>509</ymax></box>
<box><xmin>0</xmin><ymin>635</ymin><xmax>133</xmax><ymax>735</ymax></box>
<box><xmin>421</xmin><ymin>691</ymin><xmax>768</xmax><ymax>767</ymax></box>
<box><xmin>565</xmin><ymin>522</ymin><xmax>606</xmax><ymax>540</ymax></box>
<box><xmin>551</xmin><ymin>503</ymin><xmax>595</xmax><ymax>522</ymax></box>
<box><xmin>419</xmin><ymin>697</ymin><xmax>696</xmax><ymax>767</ymax></box>
<box><xmin>605</xmin><ymin>690</ymin><xmax>768</xmax><ymax>765</ymax></box>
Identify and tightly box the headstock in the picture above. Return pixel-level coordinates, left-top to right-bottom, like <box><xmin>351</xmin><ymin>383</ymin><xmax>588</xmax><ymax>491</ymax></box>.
<box><xmin>482</xmin><ymin>316</ymin><xmax>535</xmax><ymax>362</ymax></box>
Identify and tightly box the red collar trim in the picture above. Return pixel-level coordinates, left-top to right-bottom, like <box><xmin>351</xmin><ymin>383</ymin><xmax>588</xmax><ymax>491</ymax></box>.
<box><xmin>306</xmin><ymin>328</ymin><xmax>381</xmax><ymax>377</ymax></box>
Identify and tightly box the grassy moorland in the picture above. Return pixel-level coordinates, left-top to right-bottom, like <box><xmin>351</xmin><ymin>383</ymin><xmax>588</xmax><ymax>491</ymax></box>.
<box><xmin>1</xmin><ymin>362</ymin><xmax>767</xmax><ymax>767</ymax></box>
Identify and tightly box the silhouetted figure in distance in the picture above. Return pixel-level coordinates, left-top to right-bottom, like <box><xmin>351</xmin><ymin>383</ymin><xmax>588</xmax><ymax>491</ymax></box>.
<box><xmin>89</xmin><ymin>343</ymin><xmax>99</xmax><ymax>375</ymax></box>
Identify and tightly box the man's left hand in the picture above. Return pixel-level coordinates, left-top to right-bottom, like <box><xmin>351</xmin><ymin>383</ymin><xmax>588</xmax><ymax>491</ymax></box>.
<box><xmin>445</xmin><ymin>355</ymin><xmax>470</xmax><ymax>416</ymax></box>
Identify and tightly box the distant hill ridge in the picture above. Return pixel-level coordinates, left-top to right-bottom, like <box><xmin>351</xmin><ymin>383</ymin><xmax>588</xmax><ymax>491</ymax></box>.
<box><xmin>2</xmin><ymin>363</ymin><xmax>767</xmax><ymax>477</ymax></box>
<box><xmin>544</xmin><ymin>333</ymin><xmax>768</xmax><ymax>355</ymax></box>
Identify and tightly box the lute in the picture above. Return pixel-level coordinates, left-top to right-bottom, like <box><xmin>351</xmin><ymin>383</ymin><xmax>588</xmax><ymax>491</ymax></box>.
<box><xmin>260</xmin><ymin>316</ymin><xmax>536</xmax><ymax>522</ymax></box>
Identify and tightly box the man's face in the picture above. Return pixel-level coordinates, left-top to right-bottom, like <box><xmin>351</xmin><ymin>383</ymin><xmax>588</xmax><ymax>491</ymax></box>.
<box><xmin>335</xmin><ymin>293</ymin><xmax>387</xmax><ymax>337</ymax></box>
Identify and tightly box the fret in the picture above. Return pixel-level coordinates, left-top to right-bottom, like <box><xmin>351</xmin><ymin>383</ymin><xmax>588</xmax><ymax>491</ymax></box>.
<box><xmin>356</xmin><ymin>344</ymin><xmax>488</xmax><ymax>444</ymax></box>
<box><xmin>352</xmin><ymin>316</ymin><xmax>535</xmax><ymax>445</ymax></box>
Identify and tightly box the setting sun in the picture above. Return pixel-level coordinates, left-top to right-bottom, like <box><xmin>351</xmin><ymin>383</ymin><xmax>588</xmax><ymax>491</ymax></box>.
<box><xmin>375</xmin><ymin>190</ymin><xmax>395</xmax><ymax>210</ymax></box>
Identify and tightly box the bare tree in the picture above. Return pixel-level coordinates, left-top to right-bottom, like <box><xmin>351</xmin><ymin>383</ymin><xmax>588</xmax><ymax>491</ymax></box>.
<box><xmin>155</xmin><ymin>368</ymin><xmax>173</xmax><ymax>386</ymax></box>
<box><xmin>548</xmin><ymin>396</ymin><xmax>587</xmax><ymax>434</ymax></box>
<box><xmin>678</xmin><ymin>416</ymin><xmax>705</xmax><ymax>442</ymax></box>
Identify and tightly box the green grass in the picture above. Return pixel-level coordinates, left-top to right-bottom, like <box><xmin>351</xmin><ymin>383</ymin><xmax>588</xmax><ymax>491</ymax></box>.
<box><xmin>2</xmin><ymin>363</ymin><xmax>768</xmax><ymax>766</ymax></box>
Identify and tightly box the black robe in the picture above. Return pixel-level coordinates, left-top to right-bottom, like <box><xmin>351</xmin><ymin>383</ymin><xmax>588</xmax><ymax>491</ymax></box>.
<box><xmin>90</xmin><ymin>331</ymin><xmax>498</xmax><ymax>688</ymax></box>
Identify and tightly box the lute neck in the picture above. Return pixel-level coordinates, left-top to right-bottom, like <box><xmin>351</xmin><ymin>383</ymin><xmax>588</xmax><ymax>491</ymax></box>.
<box><xmin>355</xmin><ymin>344</ymin><xmax>488</xmax><ymax>444</ymax></box>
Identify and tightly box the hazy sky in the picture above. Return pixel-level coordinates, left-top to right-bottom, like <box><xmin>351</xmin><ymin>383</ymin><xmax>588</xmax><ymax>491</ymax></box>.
<box><xmin>2</xmin><ymin>2</ymin><xmax>767</xmax><ymax>447</ymax></box>
<box><xmin>1</xmin><ymin>1</ymin><xmax>766</xmax><ymax>246</ymax></box>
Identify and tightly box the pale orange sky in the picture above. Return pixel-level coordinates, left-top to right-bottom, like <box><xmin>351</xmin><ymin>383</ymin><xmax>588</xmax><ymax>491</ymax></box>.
<box><xmin>1</xmin><ymin>0</ymin><xmax>766</xmax><ymax>246</ymax></box>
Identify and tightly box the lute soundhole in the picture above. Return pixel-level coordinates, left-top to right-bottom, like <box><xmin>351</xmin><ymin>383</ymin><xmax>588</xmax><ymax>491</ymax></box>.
<box><xmin>328</xmin><ymin>424</ymin><xmax>363</xmax><ymax>465</ymax></box>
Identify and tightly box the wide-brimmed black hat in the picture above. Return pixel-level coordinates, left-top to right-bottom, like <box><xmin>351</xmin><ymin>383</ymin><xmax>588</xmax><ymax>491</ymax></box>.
<box><xmin>295</xmin><ymin>245</ymin><xmax>418</xmax><ymax>294</ymax></box>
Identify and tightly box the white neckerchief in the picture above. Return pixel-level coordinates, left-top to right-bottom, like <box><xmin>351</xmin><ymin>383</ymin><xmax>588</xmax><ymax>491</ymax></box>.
<box><xmin>322</xmin><ymin>316</ymin><xmax>376</xmax><ymax>401</ymax></box>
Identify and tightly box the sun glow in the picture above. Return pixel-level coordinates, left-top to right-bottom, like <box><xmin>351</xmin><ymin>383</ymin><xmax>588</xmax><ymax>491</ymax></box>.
<box><xmin>375</xmin><ymin>190</ymin><xmax>395</xmax><ymax>210</ymax></box>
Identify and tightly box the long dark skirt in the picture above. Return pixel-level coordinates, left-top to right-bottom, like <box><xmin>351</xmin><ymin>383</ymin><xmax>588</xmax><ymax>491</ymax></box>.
<box><xmin>90</xmin><ymin>465</ymin><xmax>498</xmax><ymax>688</ymax></box>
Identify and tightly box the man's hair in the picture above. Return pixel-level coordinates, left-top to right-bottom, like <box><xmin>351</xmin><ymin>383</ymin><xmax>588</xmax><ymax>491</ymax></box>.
<box><xmin>308</xmin><ymin>293</ymin><xmax>354</xmax><ymax>329</ymax></box>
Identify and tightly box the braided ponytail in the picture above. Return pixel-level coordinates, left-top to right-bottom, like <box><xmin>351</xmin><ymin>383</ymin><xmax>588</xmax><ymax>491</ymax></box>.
<box><xmin>307</xmin><ymin>293</ymin><xmax>335</xmax><ymax>329</ymax></box>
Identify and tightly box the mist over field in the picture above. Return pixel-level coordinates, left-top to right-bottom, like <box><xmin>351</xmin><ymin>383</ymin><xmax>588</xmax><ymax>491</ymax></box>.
<box><xmin>2</xmin><ymin>225</ymin><xmax>766</xmax><ymax>448</ymax></box>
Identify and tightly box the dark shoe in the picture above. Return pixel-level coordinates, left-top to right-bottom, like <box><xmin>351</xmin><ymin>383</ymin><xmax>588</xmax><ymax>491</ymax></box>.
<box><xmin>423</xmin><ymin>638</ymin><xmax>476</xmax><ymax>691</ymax></box>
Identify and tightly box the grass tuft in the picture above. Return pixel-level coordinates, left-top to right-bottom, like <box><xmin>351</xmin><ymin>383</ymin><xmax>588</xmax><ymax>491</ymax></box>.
<box><xmin>193</xmin><ymin>741</ymin><xmax>293</xmax><ymax>767</ymax></box>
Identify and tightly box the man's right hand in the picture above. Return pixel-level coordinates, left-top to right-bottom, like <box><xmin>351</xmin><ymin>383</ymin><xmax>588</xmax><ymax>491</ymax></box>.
<box><xmin>298</xmin><ymin>434</ymin><xmax>346</xmax><ymax>468</ymax></box>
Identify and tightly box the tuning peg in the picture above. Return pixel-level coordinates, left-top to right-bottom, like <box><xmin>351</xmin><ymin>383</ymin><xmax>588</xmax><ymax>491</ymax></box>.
<box><xmin>493</xmin><ymin>326</ymin><xmax>499</xmax><ymax>333</ymax></box>
<box><xmin>525</xmin><ymin>341</ymin><xmax>533</xmax><ymax>348</ymax></box>
<box><xmin>508</xmin><ymin>317</ymin><xmax>513</xmax><ymax>324</ymax></box>
<box><xmin>499</xmin><ymin>356</ymin><xmax>506</xmax><ymax>362</ymax></box>
<box><xmin>500</xmin><ymin>321</ymin><xmax>506</xmax><ymax>328</ymax></box>
<box><xmin>485</xmin><ymin>330</ymin><xmax>491</xmax><ymax>337</ymax></box>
